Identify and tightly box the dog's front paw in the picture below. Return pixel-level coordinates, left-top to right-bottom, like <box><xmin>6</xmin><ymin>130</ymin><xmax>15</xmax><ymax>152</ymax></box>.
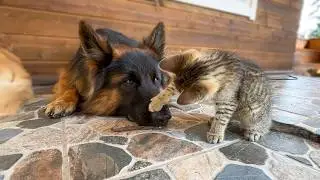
<box><xmin>207</xmin><ymin>132</ymin><xmax>224</xmax><ymax>144</ymax></box>
<box><xmin>244</xmin><ymin>131</ymin><xmax>262</xmax><ymax>142</ymax></box>
<box><xmin>45</xmin><ymin>99</ymin><xmax>76</xmax><ymax>118</ymax></box>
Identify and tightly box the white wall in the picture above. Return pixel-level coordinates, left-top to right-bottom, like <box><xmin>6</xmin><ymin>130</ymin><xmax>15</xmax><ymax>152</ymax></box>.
<box><xmin>298</xmin><ymin>0</ymin><xmax>320</xmax><ymax>39</ymax></box>
<box><xmin>175</xmin><ymin>0</ymin><xmax>258</xmax><ymax>20</ymax></box>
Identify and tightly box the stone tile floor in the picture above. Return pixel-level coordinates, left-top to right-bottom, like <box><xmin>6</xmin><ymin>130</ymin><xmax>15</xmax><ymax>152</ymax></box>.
<box><xmin>0</xmin><ymin>75</ymin><xmax>320</xmax><ymax>180</ymax></box>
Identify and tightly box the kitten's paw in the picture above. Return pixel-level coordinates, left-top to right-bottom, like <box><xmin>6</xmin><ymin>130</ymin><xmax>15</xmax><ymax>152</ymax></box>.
<box><xmin>207</xmin><ymin>132</ymin><xmax>224</xmax><ymax>144</ymax></box>
<box><xmin>149</xmin><ymin>94</ymin><xmax>171</xmax><ymax>112</ymax></box>
<box><xmin>244</xmin><ymin>131</ymin><xmax>262</xmax><ymax>142</ymax></box>
<box><xmin>45</xmin><ymin>99</ymin><xmax>76</xmax><ymax>118</ymax></box>
<box><xmin>148</xmin><ymin>99</ymin><xmax>163</xmax><ymax>112</ymax></box>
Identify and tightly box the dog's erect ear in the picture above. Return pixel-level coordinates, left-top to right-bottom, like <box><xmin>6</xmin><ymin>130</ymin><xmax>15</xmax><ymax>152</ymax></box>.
<box><xmin>79</xmin><ymin>20</ymin><xmax>113</xmax><ymax>65</ymax></box>
<box><xmin>159</xmin><ymin>49</ymin><xmax>200</xmax><ymax>74</ymax></box>
<box><xmin>142</xmin><ymin>22</ymin><xmax>165</xmax><ymax>58</ymax></box>
<box><xmin>78</xmin><ymin>21</ymin><xmax>115</xmax><ymax>97</ymax></box>
<box><xmin>177</xmin><ymin>84</ymin><xmax>207</xmax><ymax>105</ymax></box>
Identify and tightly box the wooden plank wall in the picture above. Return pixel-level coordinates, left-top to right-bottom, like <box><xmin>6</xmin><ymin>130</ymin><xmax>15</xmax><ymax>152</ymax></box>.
<box><xmin>0</xmin><ymin>0</ymin><xmax>302</xmax><ymax>82</ymax></box>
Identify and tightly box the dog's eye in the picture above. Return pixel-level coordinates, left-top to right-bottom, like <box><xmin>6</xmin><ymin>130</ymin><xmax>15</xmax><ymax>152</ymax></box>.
<box><xmin>121</xmin><ymin>78</ymin><xmax>137</xmax><ymax>89</ymax></box>
<box><xmin>124</xmin><ymin>79</ymin><xmax>134</xmax><ymax>85</ymax></box>
<box><xmin>153</xmin><ymin>74</ymin><xmax>160</xmax><ymax>82</ymax></box>
<box><xmin>151</xmin><ymin>73</ymin><xmax>160</xmax><ymax>83</ymax></box>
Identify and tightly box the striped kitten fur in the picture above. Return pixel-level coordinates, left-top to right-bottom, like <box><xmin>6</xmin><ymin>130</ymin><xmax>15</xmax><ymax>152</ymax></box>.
<box><xmin>149</xmin><ymin>49</ymin><xmax>271</xmax><ymax>143</ymax></box>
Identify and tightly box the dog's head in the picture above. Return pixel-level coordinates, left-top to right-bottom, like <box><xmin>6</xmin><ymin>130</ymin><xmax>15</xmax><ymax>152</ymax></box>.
<box><xmin>77</xmin><ymin>21</ymin><xmax>171</xmax><ymax>127</ymax></box>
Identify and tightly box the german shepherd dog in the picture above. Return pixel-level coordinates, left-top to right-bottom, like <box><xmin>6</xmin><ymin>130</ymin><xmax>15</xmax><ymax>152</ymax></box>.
<box><xmin>45</xmin><ymin>21</ymin><xmax>172</xmax><ymax>127</ymax></box>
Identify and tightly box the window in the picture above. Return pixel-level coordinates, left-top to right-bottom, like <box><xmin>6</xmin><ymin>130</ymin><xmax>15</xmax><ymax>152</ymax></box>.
<box><xmin>175</xmin><ymin>0</ymin><xmax>259</xmax><ymax>20</ymax></box>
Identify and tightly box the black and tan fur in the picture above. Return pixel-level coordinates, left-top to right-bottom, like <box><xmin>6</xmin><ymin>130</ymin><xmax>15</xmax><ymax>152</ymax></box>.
<box><xmin>45</xmin><ymin>20</ymin><xmax>171</xmax><ymax>126</ymax></box>
<box><xmin>149</xmin><ymin>49</ymin><xmax>272</xmax><ymax>143</ymax></box>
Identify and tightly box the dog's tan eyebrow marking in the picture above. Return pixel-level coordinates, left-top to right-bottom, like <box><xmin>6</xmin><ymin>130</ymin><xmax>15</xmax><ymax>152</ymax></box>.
<box><xmin>110</xmin><ymin>74</ymin><xmax>126</xmax><ymax>85</ymax></box>
<box><xmin>112</xmin><ymin>44</ymin><xmax>159</xmax><ymax>61</ymax></box>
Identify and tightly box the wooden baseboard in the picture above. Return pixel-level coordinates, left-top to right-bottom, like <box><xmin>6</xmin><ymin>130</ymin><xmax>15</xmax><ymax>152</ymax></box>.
<box><xmin>32</xmin><ymin>75</ymin><xmax>57</xmax><ymax>86</ymax></box>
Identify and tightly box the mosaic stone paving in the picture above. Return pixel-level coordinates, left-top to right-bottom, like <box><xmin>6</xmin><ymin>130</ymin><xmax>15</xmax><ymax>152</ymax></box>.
<box><xmin>0</xmin><ymin>76</ymin><xmax>320</xmax><ymax>180</ymax></box>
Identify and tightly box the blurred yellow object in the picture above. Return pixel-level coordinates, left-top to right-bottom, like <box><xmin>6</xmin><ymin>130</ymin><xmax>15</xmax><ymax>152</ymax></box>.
<box><xmin>307</xmin><ymin>68</ymin><xmax>320</xmax><ymax>77</ymax></box>
<box><xmin>0</xmin><ymin>48</ymin><xmax>33</xmax><ymax>116</ymax></box>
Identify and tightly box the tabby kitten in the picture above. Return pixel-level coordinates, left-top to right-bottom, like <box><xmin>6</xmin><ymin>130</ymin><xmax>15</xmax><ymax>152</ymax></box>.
<box><xmin>149</xmin><ymin>49</ymin><xmax>271</xmax><ymax>143</ymax></box>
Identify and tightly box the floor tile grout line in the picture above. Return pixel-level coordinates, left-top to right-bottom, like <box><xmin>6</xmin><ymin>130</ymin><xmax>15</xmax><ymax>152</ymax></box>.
<box><xmin>261</xmin><ymin>150</ymin><xmax>278</xmax><ymax>180</ymax></box>
<box><xmin>305</xmin><ymin>151</ymin><xmax>319</xmax><ymax>170</ymax></box>
<box><xmin>304</xmin><ymin>140</ymin><xmax>320</xmax><ymax>170</ymax></box>
<box><xmin>112</xmin><ymin>137</ymin><xmax>320</xmax><ymax>180</ymax></box>
<box><xmin>61</xmin><ymin>118</ymin><xmax>70</xmax><ymax>180</ymax></box>
<box><xmin>271</xmin><ymin>107</ymin><xmax>310</xmax><ymax>117</ymax></box>
<box><xmin>254</xmin><ymin>141</ymin><xmax>320</xmax><ymax>173</ymax></box>
<box><xmin>163</xmin><ymin>166</ymin><xmax>178</xmax><ymax>180</ymax></box>
<box><xmin>1</xmin><ymin>152</ymin><xmax>29</xmax><ymax>180</ymax></box>
<box><xmin>269</xmin><ymin>150</ymin><xmax>320</xmax><ymax>174</ymax></box>
<box><xmin>271</xmin><ymin>107</ymin><xmax>309</xmax><ymax>118</ymax></box>
<box><xmin>107</xmin><ymin>139</ymin><xmax>240</xmax><ymax>180</ymax></box>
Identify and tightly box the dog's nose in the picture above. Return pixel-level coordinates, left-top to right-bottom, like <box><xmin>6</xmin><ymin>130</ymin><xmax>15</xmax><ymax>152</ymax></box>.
<box><xmin>153</xmin><ymin>113</ymin><xmax>172</xmax><ymax>122</ymax></box>
<box><xmin>161</xmin><ymin>114</ymin><xmax>172</xmax><ymax>120</ymax></box>
<box><xmin>151</xmin><ymin>105</ymin><xmax>172</xmax><ymax>127</ymax></box>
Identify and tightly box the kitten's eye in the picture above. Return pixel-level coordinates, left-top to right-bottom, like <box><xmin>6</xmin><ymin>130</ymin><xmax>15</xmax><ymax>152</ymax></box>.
<box><xmin>154</xmin><ymin>76</ymin><xmax>159</xmax><ymax>82</ymax></box>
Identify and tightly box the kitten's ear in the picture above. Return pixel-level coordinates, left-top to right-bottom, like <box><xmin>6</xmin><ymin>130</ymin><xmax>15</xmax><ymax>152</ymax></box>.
<box><xmin>159</xmin><ymin>54</ymin><xmax>185</xmax><ymax>74</ymax></box>
<box><xmin>142</xmin><ymin>22</ymin><xmax>165</xmax><ymax>58</ymax></box>
<box><xmin>159</xmin><ymin>49</ymin><xmax>200</xmax><ymax>74</ymax></box>
<box><xmin>79</xmin><ymin>20</ymin><xmax>113</xmax><ymax>65</ymax></box>
<box><xmin>177</xmin><ymin>84</ymin><xmax>207</xmax><ymax>105</ymax></box>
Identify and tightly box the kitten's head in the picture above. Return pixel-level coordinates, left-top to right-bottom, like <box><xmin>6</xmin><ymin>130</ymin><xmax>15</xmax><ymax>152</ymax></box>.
<box><xmin>159</xmin><ymin>49</ymin><xmax>220</xmax><ymax>105</ymax></box>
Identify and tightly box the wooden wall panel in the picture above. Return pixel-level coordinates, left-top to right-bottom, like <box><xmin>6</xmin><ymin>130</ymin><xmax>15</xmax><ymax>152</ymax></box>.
<box><xmin>0</xmin><ymin>0</ymin><xmax>303</xmax><ymax>83</ymax></box>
